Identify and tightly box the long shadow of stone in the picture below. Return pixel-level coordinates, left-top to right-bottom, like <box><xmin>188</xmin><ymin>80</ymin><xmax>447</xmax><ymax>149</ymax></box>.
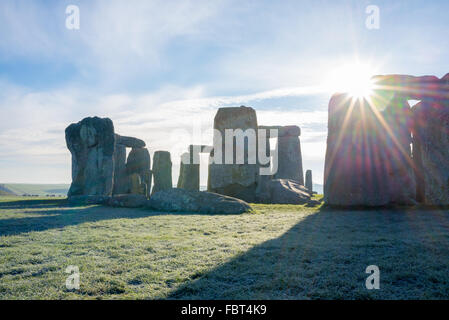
<box><xmin>167</xmin><ymin>207</ymin><xmax>449</xmax><ymax>299</ymax></box>
<box><xmin>0</xmin><ymin>199</ymin><xmax>243</xmax><ymax>237</ymax></box>
<box><xmin>0</xmin><ymin>206</ymin><xmax>153</xmax><ymax>236</ymax></box>
<box><xmin>0</xmin><ymin>199</ymin><xmax>68</xmax><ymax>209</ymax></box>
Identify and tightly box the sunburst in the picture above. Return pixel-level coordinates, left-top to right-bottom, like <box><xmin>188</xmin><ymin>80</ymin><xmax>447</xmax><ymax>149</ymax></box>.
<box><xmin>325</xmin><ymin>62</ymin><xmax>377</xmax><ymax>99</ymax></box>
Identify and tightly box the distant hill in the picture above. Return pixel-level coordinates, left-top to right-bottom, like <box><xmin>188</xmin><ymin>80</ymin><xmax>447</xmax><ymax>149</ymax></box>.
<box><xmin>0</xmin><ymin>184</ymin><xmax>16</xmax><ymax>196</ymax></box>
<box><xmin>1</xmin><ymin>184</ymin><xmax>69</xmax><ymax>196</ymax></box>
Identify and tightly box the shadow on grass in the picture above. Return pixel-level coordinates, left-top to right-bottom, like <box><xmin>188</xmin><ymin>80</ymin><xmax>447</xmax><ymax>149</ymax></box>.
<box><xmin>319</xmin><ymin>203</ymin><xmax>449</xmax><ymax>212</ymax></box>
<box><xmin>0</xmin><ymin>206</ymin><xmax>154</xmax><ymax>237</ymax></box>
<box><xmin>0</xmin><ymin>199</ymin><xmax>244</xmax><ymax>237</ymax></box>
<box><xmin>167</xmin><ymin>206</ymin><xmax>449</xmax><ymax>299</ymax></box>
<box><xmin>0</xmin><ymin>199</ymin><xmax>68</xmax><ymax>209</ymax></box>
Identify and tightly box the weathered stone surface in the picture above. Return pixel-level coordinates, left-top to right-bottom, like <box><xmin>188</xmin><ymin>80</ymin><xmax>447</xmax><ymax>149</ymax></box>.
<box><xmin>152</xmin><ymin>151</ymin><xmax>172</xmax><ymax>195</ymax></box>
<box><xmin>106</xmin><ymin>194</ymin><xmax>147</xmax><ymax>208</ymax></box>
<box><xmin>126</xmin><ymin>147</ymin><xmax>152</xmax><ymax>197</ymax></box>
<box><xmin>413</xmin><ymin>99</ymin><xmax>449</xmax><ymax>205</ymax></box>
<box><xmin>255</xmin><ymin>175</ymin><xmax>272</xmax><ymax>203</ymax></box>
<box><xmin>267</xmin><ymin>179</ymin><xmax>311</xmax><ymax>204</ymax></box>
<box><xmin>147</xmin><ymin>188</ymin><xmax>252</xmax><ymax>214</ymax></box>
<box><xmin>177</xmin><ymin>152</ymin><xmax>200</xmax><ymax>191</ymax></box>
<box><xmin>127</xmin><ymin>148</ymin><xmax>151</xmax><ymax>174</ymax></box>
<box><xmin>208</xmin><ymin>106</ymin><xmax>259</xmax><ymax>202</ymax></box>
<box><xmin>305</xmin><ymin>170</ymin><xmax>313</xmax><ymax>192</ymax></box>
<box><xmin>274</xmin><ymin>125</ymin><xmax>304</xmax><ymax>185</ymax></box>
<box><xmin>65</xmin><ymin>117</ymin><xmax>115</xmax><ymax>197</ymax></box>
<box><xmin>324</xmin><ymin>93</ymin><xmax>415</xmax><ymax>206</ymax></box>
<box><xmin>113</xmin><ymin>143</ymin><xmax>128</xmax><ymax>195</ymax></box>
<box><xmin>324</xmin><ymin>94</ymin><xmax>388</xmax><ymax>206</ymax></box>
<box><xmin>67</xmin><ymin>195</ymin><xmax>110</xmax><ymax>205</ymax></box>
<box><xmin>278</xmin><ymin>125</ymin><xmax>301</xmax><ymax>137</ymax></box>
<box><xmin>128</xmin><ymin>173</ymin><xmax>147</xmax><ymax>195</ymax></box>
<box><xmin>372</xmin><ymin>74</ymin><xmax>447</xmax><ymax>100</ymax></box>
<box><xmin>382</xmin><ymin>97</ymin><xmax>416</xmax><ymax>204</ymax></box>
<box><xmin>374</xmin><ymin>73</ymin><xmax>449</xmax><ymax>205</ymax></box>
<box><xmin>115</xmin><ymin>134</ymin><xmax>146</xmax><ymax>148</ymax></box>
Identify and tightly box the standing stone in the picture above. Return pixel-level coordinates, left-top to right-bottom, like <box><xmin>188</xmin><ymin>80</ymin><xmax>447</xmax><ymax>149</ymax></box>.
<box><xmin>324</xmin><ymin>94</ymin><xmax>389</xmax><ymax>206</ymax></box>
<box><xmin>208</xmin><ymin>106</ymin><xmax>259</xmax><ymax>202</ymax></box>
<box><xmin>412</xmin><ymin>110</ymin><xmax>426</xmax><ymax>203</ymax></box>
<box><xmin>177</xmin><ymin>152</ymin><xmax>200</xmax><ymax>191</ymax></box>
<box><xmin>412</xmin><ymin>74</ymin><xmax>449</xmax><ymax>205</ymax></box>
<box><xmin>113</xmin><ymin>143</ymin><xmax>128</xmax><ymax>194</ymax></box>
<box><xmin>273</xmin><ymin>126</ymin><xmax>304</xmax><ymax>185</ymax></box>
<box><xmin>324</xmin><ymin>91</ymin><xmax>415</xmax><ymax>206</ymax></box>
<box><xmin>126</xmin><ymin>147</ymin><xmax>152</xmax><ymax>197</ymax></box>
<box><xmin>305</xmin><ymin>170</ymin><xmax>313</xmax><ymax>192</ymax></box>
<box><xmin>413</xmin><ymin>98</ymin><xmax>449</xmax><ymax>205</ymax></box>
<box><xmin>152</xmin><ymin>151</ymin><xmax>172</xmax><ymax>195</ymax></box>
<box><xmin>65</xmin><ymin>117</ymin><xmax>115</xmax><ymax>197</ymax></box>
<box><xmin>375</xmin><ymin>73</ymin><xmax>449</xmax><ymax>205</ymax></box>
<box><xmin>382</xmin><ymin>97</ymin><xmax>415</xmax><ymax>204</ymax></box>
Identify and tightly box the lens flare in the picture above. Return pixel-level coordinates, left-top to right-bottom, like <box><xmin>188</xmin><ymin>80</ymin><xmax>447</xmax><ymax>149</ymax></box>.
<box><xmin>325</xmin><ymin>63</ymin><xmax>376</xmax><ymax>98</ymax></box>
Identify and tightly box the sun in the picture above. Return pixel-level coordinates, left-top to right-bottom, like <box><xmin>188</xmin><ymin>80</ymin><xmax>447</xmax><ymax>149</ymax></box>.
<box><xmin>325</xmin><ymin>62</ymin><xmax>377</xmax><ymax>98</ymax></box>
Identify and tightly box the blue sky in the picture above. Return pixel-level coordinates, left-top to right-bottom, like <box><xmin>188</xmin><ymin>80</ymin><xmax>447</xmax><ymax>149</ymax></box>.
<box><xmin>0</xmin><ymin>0</ymin><xmax>448</xmax><ymax>185</ymax></box>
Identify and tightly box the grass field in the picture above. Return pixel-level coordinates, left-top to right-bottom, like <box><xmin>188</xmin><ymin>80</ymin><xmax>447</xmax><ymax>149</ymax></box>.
<box><xmin>1</xmin><ymin>196</ymin><xmax>449</xmax><ymax>299</ymax></box>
